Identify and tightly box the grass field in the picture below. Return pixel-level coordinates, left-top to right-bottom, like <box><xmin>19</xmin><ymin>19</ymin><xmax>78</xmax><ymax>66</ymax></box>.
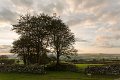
<box><xmin>76</xmin><ymin>64</ymin><xmax>104</xmax><ymax>69</ymax></box>
<box><xmin>0</xmin><ymin>64</ymin><xmax>119</xmax><ymax>80</ymax></box>
<box><xmin>0</xmin><ymin>71</ymin><xmax>119</xmax><ymax>80</ymax></box>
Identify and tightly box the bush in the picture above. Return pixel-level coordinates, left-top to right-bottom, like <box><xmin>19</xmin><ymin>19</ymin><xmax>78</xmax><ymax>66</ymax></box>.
<box><xmin>0</xmin><ymin>64</ymin><xmax>45</xmax><ymax>74</ymax></box>
<box><xmin>46</xmin><ymin>62</ymin><xmax>78</xmax><ymax>72</ymax></box>
<box><xmin>85</xmin><ymin>64</ymin><xmax>120</xmax><ymax>75</ymax></box>
<box><xmin>0</xmin><ymin>59</ymin><xmax>15</xmax><ymax>65</ymax></box>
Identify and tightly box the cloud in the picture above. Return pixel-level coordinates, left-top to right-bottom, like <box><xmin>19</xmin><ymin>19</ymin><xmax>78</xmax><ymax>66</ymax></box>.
<box><xmin>0</xmin><ymin>0</ymin><xmax>120</xmax><ymax>27</ymax></box>
<box><xmin>94</xmin><ymin>34</ymin><xmax>120</xmax><ymax>48</ymax></box>
<box><xmin>0</xmin><ymin>45</ymin><xmax>11</xmax><ymax>53</ymax></box>
<box><xmin>0</xmin><ymin>0</ymin><xmax>120</xmax><ymax>53</ymax></box>
<box><xmin>0</xmin><ymin>7</ymin><xmax>18</xmax><ymax>23</ymax></box>
<box><xmin>75</xmin><ymin>38</ymin><xmax>88</xmax><ymax>42</ymax></box>
<box><xmin>0</xmin><ymin>24</ymin><xmax>19</xmax><ymax>40</ymax></box>
<box><xmin>34</xmin><ymin>0</ymin><xmax>68</xmax><ymax>15</ymax></box>
<box><xmin>94</xmin><ymin>23</ymin><xmax>120</xmax><ymax>48</ymax></box>
<box><xmin>11</xmin><ymin>0</ymin><xmax>33</xmax><ymax>8</ymax></box>
<box><xmin>65</xmin><ymin>13</ymin><xmax>97</xmax><ymax>26</ymax></box>
<box><xmin>65</xmin><ymin>0</ymin><xmax>120</xmax><ymax>29</ymax></box>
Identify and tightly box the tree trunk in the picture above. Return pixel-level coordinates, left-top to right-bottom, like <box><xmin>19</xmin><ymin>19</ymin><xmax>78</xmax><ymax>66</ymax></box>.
<box><xmin>23</xmin><ymin>48</ymin><xmax>26</xmax><ymax>65</ymax></box>
<box><xmin>27</xmin><ymin>47</ymin><xmax>30</xmax><ymax>65</ymax></box>
<box><xmin>56</xmin><ymin>51</ymin><xmax>60</xmax><ymax>66</ymax></box>
<box><xmin>23</xmin><ymin>54</ymin><xmax>27</xmax><ymax>65</ymax></box>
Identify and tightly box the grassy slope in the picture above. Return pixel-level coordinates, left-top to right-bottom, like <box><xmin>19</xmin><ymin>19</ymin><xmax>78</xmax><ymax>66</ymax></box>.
<box><xmin>0</xmin><ymin>71</ymin><xmax>118</xmax><ymax>80</ymax></box>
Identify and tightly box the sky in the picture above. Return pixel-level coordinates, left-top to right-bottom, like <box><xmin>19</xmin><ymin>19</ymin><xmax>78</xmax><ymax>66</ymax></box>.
<box><xmin>0</xmin><ymin>0</ymin><xmax>120</xmax><ymax>54</ymax></box>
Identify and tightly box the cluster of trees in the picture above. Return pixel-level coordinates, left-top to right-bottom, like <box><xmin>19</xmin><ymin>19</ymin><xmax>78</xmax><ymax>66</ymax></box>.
<box><xmin>11</xmin><ymin>13</ymin><xmax>77</xmax><ymax>65</ymax></box>
<box><xmin>0</xmin><ymin>55</ymin><xmax>8</xmax><ymax>59</ymax></box>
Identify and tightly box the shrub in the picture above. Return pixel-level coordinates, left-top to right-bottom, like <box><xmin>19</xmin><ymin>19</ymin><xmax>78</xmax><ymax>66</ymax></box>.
<box><xmin>0</xmin><ymin>64</ymin><xmax>45</xmax><ymax>74</ymax></box>
<box><xmin>46</xmin><ymin>62</ymin><xmax>78</xmax><ymax>72</ymax></box>
<box><xmin>85</xmin><ymin>64</ymin><xmax>120</xmax><ymax>75</ymax></box>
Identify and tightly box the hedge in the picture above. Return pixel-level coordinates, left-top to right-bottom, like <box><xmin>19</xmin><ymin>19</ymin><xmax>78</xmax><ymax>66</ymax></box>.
<box><xmin>85</xmin><ymin>64</ymin><xmax>120</xmax><ymax>75</ymax></box>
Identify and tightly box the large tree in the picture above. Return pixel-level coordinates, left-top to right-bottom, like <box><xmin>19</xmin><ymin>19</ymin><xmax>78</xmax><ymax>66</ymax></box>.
<box><xmin>48</xmin><ymin>17</ymin><xmax>77</xmax><ymax>65</ymax></box>
<box><xmin>11</xmin><ymin>13</ymin><xmax>77</xmax><ymax>65</ymax></box>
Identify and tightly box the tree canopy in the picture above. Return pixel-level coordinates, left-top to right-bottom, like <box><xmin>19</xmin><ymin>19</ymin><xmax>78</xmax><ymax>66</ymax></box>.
<box><xmin>11</xmin><ymin>13</ymin><xmax>77</xmax><ymax>65</ymax></box>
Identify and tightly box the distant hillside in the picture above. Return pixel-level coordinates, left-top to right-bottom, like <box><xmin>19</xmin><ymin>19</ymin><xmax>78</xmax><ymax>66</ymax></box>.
<box><xmin>72</xmin><ymin>53</ymin><xmax>120</xmax><ymax>60</ymax></box>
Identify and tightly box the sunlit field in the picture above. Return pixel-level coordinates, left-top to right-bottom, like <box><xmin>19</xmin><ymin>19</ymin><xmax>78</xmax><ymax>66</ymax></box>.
<box><xmin>76</xmin><ymin>64</ymin><xmax>104</xmax><ymax>69</ymax></box>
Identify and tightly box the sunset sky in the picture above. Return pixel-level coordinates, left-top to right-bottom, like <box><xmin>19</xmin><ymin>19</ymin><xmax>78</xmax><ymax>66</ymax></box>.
<box><xmin>0</xmin><ymin>0</ymin><xmax>120</xmax><ymax>54</ymax></box>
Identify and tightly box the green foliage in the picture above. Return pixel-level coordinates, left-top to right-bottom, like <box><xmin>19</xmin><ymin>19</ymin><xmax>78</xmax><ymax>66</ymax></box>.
<box><xmin>11</xmin><ymin>14</ymin><xmax>53</xmax><ymax>65</ymax></box>
<box><xmin>49</xmin><ymin>17</ymin><xmax>77</xmax><ymax>65</ymax></box>
<box><xmin>0</xmin><ymin>59</ymin><xmax>15</xmax><ymax>65</ymax></box>
<box><xmin>11</xmin><ymin>13</ymin><xmax>77</xmax><ymax>65</ymax></box>
<box><xmin>0</xmin><ymin>65</ymin><xmax>45</xmax><ymax>74</ymax></box>
<box><xmin>85</xmin><ymin>64</ymin><xmax>120</xmax><ymax>75</ymax></box>
<box><xmin>39</xmin><ymin>53</ymin><xmax>51</xmax><ymax>65</ymax></box>
<box><xmin>46</xmin><ymin>62</ymin><xmax>78</xmax><ymax>72</ymax></box>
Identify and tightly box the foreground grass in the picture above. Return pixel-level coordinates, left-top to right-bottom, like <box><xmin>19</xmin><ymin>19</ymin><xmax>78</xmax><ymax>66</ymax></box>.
<box><xmin>0</xmin><ymin>71</ymin><xmax>119</xmax><ymax>80</ymax></box>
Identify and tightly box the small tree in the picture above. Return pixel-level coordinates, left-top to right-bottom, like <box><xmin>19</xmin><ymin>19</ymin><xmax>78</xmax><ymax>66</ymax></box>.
<box><xmin>11</xmin><ymin>14</ymin><xmax>52</xmax><ymax>65</ymax></box>
<box><xmin>11</xmin><ymin>36</ymin><xmax>35</xmax><ymax>65</ymax></box>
